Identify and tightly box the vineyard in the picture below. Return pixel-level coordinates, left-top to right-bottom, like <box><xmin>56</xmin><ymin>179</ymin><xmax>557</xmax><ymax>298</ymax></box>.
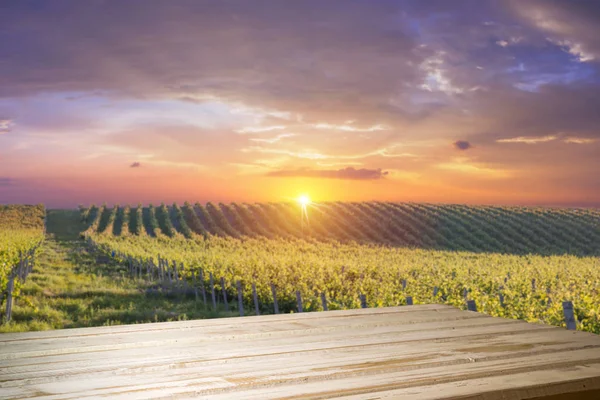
<box><xmin>83</xmin><ymin>202</ymin><xmax>600</xmax><ymax>333</ymax></box>
<box><xmin>83</xmin><ymin>202</ymin><xmax>600</xmax><ymax>255</ymax></box>
<box><xmin>0</xmin><ymin>205</ymin><xmax>46</xmax><ymax>318</ymax></box>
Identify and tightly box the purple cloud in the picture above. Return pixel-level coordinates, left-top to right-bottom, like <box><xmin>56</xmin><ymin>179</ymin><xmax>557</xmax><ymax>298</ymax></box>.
<box><xmin>454</xmin><ymin>140</ymin><xmax>472</xmax><ymax>150</ymax></box>
<box><xmin>130</xmin><ymin>162</ymin><xmax>141</xmax><ymax>168</ymax></box>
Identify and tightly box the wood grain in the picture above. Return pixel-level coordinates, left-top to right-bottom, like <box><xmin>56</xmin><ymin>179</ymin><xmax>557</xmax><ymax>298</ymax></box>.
<box><xmin>1</xmin><ymin>305</ymin><xmax>599</xmax><ymax>399</ymax></box>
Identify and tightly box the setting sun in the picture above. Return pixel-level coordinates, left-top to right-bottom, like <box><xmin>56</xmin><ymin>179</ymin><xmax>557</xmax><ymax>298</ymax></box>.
<box><xmin>297</xmin><ymin>195</ymin><xmax>311</xmax><ymax>206</ymax></box>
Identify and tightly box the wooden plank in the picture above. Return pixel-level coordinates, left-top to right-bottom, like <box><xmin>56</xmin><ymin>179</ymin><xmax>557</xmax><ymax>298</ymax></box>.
<box><xmin>0</xmin><ymin>315</ymin><xmax>523</xmax><ymax>372</ymax></box>
<box><xmin>7</xmin><ymin>346</ymin><xmax>600</xmax><ymax>399</ymax></box>
<box><xmin>1</xmin><ymin>325</ymin><xmax>591</xmax><ymax>386</ymax></box>
<box><xmin>0</xmin><ymin>307</ymin><xmax>479</xmax><ymax>354</ymax></box>
<box><xmin>0</xmin><ymin>305</ymin><xmax>455</xmax><ymax>343</ymax></box>
<box><xmin>245</xmin><ymin>364</ymin><xmax>600</xmax><ymax>400</ymax></box>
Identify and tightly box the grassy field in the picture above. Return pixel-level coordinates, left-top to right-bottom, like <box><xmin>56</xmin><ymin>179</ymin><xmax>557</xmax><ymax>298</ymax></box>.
<box><xmin>0</xmin><ymin>210</ymin><xmax>231</xmax><ymax>333</ymax></box>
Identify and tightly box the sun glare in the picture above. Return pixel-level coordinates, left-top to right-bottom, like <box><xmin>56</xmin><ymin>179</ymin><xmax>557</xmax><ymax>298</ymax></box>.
<box><xmin>298</xmin><ymin>195</ymin><xmax>311</xmax><ymax>206</ymax></box>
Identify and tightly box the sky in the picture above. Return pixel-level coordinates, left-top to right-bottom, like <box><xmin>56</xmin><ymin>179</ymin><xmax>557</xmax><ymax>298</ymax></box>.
<box><xmin>1</xmin><ymin>0</ymin><xmax>599</xmax><ymax>208</ymax></box>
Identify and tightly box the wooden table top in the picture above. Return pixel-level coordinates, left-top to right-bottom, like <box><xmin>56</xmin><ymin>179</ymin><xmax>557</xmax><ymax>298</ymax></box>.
<box><xmin>1</xmin><ymin>304</ymin><xmax>600</xmax><ymax>399</ymax></box>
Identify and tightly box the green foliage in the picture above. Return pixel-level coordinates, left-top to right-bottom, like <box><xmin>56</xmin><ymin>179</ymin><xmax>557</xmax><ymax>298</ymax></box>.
<box><xmin>156</xmin><ymin>203</ymin><xmax>177</xmax><ymax>237</ymax></box>
<box><xmin>172</xmin><ymin>203</ymin><xmax>193</xmax><ymax>239</ymax></box>
<box><xmin>79</xmin><ymin>201</ymin><xmax>600</xmax><ymax>333</ymax></box>
<box><xmin>146</xmin><ymin>204</ymin><xmax>161</xmax><ymax>237</ymax></box>
<box><xmin>88</xmin><ymin>232</ymin><xmax>600</xmax><ymax>333</ymax></box>
<box><xmin>0</xmin><ymin>205</ymin><xmax>45</xmax><ymax>306</ymax></box>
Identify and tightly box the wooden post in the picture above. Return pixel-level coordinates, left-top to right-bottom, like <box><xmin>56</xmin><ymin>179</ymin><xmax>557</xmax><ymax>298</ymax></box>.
<box><xmin>359</xmin><ymin>294</ymin><xmax>367</xmax><ymax>309</ymax></box>
<box><xmin>271</xmin><ymin>283</ymin><xmax>279</xmax><ymax>314</ymax></box>
<box><xmin>199</xmin><ymin>269</ymin><xmax>207</xmax><ymax>308</ymax></box>
<box><xmin>17</xmin><ymin>257</ymin><xmax>23</xmax><ymax>280</ymax></box>
<box><xmin>21</xmin><ymin>259</ymin><xmax>27</xmax><ymax>281</ymax></box>
<box><xmin>320</xmin><ymin>292</ymin><xmax>328</xmax><ymax>311</ymax></box>
<box><xmin>252</xmin><ymin>283</ymin><xmax>260</xmax><ymax>315</ymax></box>
<box><xmin>209</xmin><ymin>273</ymin><xmax>217</xmax><ymax>311</ymax></box>
<box><xmin>563</xmin><ymin>301</ymin><xmax>576</xmax><ymax>330</ymax></box>
<box><xmin>401</xmin><ymin>279</ymin><xmax>407</xmax><ymax>290</ymax></box>
<box><xmin>296</xmin><ymin>291</ymin><xmax>303</xmax><ymax>313</ymax></box>
<box><xmin>237</xmin><ymin>280</ymin><xmax>244</xmax><ymax>317</ymax></box>
<box><xmin>5</xmin><ymin>273</ymin><xmax>15</xmax><ymax>323</ymax></box>
<box><xmin>467</xmin><ymin>300</ymin><xmax>477</xmax><ymax>312</ymax></box>
<box><xmin>147</xmin><ymin>260</ymin><xmax>153</xmax><ymax>281</ymax></box>
<box><xmin>181</xmin><ymin>263</ymin><xmax>188</xmax><ymax>295</ymax></box>
<box><xmin>531</xmin><ymin>278</ymin><xmax>536</xmax><ymax>292</ymax></box>
<box><xmin>221</xmin><ymin>277</ymin><xmax>230</xmax><ymax>312</ymax></box>
<box><xmin>406</xmin><ymin>296</ymin><xmax>413</xmax><ymax>306</ymax></box>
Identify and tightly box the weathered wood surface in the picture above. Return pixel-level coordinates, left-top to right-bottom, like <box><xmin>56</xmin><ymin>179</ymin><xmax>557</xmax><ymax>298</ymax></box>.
<box><xmin>1</xmin><ymin>305</ymin><xmax>600</xmax><ymax>399</ymax></box>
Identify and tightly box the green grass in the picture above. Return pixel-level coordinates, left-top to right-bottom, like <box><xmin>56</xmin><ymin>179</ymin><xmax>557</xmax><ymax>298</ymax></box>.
<box><xmin>1</xmin><ymin>210</ymin><xmax>231</xmax><ymax>333</ymax></box>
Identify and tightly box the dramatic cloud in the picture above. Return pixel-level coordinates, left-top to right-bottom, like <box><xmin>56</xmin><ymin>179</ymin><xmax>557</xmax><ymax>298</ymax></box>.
<box><xmin>453</xmin><ymin>140</ymin><xmax>472</xmax><ymax>151</ymax></box>
<box><xmin>509</xmin><ymin>0</ymin><xmax>600</xmax><ymax>62</ymax></box>
<box><xmin>267</xmin><ymin>167</ymin><xmax>389</xmax><ymax>180</ymax></box>
<box><xmin>130</xmin><ymin>162</ymin><xmax>141</xmax><ymax>168</ymax></box>
<box><xmin>1</xmin><ymin>1</ymin><xmax>599</xmax><ymax>206</ymax></box>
